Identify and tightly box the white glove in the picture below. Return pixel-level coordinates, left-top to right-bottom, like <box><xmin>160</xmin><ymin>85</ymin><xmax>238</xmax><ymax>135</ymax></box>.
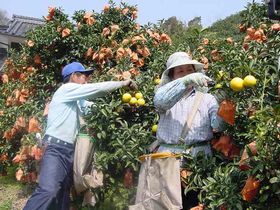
<box><xmin>196</xmin><ymin>86</ymin><xmax>209</xmax><ymax>93</ymax></box>
<box><xmin>181</xmin><ymin>72</ymin><xmax>212</xmax><ymax>87</ymax></box>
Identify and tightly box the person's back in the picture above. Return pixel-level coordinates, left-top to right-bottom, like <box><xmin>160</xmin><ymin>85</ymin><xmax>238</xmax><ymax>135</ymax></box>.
<box><xmin>46</xmin><ymin>84</ymin><xmax>79</xmax><ymax>143</ymax></box>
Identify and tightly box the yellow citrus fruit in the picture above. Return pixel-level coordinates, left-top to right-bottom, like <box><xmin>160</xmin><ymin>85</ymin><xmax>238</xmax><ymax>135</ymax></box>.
<box><xmin>214</xmin><ymin>83</ymin><xmax>222</xmax><ymax>89</ymax></box>
<box><xmin>152</xmin><ymin>124</ymin><xmax>158</xmax><ymax>132</ymax></box>
<box><xmin>217</xmin><ymin>70</ymin><xmax>225</xmax><ymax>80</ymax></box>
<box><xmin>137</xmin><ymin>98</ymin><xmax>145</xmax><ymax>106</ymax></box>
<box><xmin>129</xmin><ymin>97</ymin><xmax>137</xmax><ymax>105</ymax></box>
<box><xmin>243</xmin><ymin>75</ymin><xmax>257</xmax><ymax>87</ymax></box>
<box><xmin>154</xmin><ymin>78</ymin><xmax>161</xmax><ymax>85</ymax></box>
<box><xmin>135</xmin><ymin>92</ymin><xmax>143</xmax><ymax>99</ymax></box>
<box><xmin>230</xmin><ymin>77</ymin><xmax>244</xmax><ymax>91</ymax></box>
<box><xmin>122</xmin><ymin>93</ymin><xmax>132</xmax><ymax>103</ymax></box>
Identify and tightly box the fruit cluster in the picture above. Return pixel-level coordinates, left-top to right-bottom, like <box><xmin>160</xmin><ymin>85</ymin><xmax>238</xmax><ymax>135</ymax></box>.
<box><xmin>229</xmin><ymin>75</ymin><xmax>257</xmax><ymax>91</ymax></box>
<box><xmin>122</xmin><ymin>92</ymin><xmax>145</xmax><ymax>106</ymax></box>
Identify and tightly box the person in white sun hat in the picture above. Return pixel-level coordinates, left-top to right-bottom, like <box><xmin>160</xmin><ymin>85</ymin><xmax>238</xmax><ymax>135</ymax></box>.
<box><xmin>154</xmin><ymin>52</ymin><xmax>224</xmax><ymax>209</ymax></box>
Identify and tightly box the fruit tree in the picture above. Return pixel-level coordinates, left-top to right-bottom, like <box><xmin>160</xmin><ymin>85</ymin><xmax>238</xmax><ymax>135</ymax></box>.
<box><xmin>0</xmin><ymin>1</ymin><xmax>279</xmax><ymax>209</ymax></box>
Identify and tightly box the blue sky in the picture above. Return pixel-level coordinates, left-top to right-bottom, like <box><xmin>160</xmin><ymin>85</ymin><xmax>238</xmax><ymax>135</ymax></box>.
<box><xmin>1</xmin><ymin>0</ymin><xmax>263</xmax><ymax>27</ymax></box>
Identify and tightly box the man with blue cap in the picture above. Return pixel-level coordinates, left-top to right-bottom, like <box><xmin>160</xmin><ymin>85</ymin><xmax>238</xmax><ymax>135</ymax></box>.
<box><xmin>24</xmin><ymin>62</ymin><xmax>135</xmax><ymax>210</ymax></box>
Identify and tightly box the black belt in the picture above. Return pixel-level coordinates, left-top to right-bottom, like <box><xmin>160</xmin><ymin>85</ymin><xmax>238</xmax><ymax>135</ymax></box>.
<box><xmin>43</xmin><ymin>135</ymin><xmax>73</xmax><ymax>147</ymax></box>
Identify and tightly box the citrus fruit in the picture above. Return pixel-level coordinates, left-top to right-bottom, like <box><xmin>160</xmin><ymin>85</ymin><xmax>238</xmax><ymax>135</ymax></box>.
<box><xmin>230</xmin><ymin>77</ymin><xmax>244</xmax><ymax>91</ymax></box>
<box><xmin>122</xmin><ymin>93</ymin><xmax>132</xmax><ymax>103</ymax></box>
<box><xmin>217</xmin><ymin>70</ymin><xmax>225</xmax><ymax>80</ymax></box>
<box><xmin>137</xmin><ymin>98</ymin><xmax>145</xmax><ymax>106</ymax></box>
<box><xmin>135</xmin><ymin>92</ymin><xmax>143</xmax><ymax>99</ymax></box>
<box><xmin>154</xmin><ymin>78</ymin><xmax>161</xmax><ymax>85</ymax></box>
<box><xmin>243</xmin><ymin>75</ymin><xmax>257</xmax><ymax>87</ymax></box>
<box><xmin>152</xmin><ymin>124</ymin><xmax>158</xmax><ymax>132</ymax></box>
<box><xmin>214</xmin><ymin>83</ymin><xmax>222</xmax><ymax>89</ymax></box>
<box><xmin>129</xmin><ymin>97</ymin><xmax>137</xmax><ymax>105</ymax></box>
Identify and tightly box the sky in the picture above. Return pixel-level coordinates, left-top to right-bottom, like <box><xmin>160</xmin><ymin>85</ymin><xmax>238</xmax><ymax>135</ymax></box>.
<box><xmin>1</xmin><ymin>0</ymin><xmax>263</xmax><ymax>27</ymax></box>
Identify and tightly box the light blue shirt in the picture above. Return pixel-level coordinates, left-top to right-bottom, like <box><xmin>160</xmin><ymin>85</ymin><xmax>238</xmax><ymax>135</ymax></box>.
<box><xmin>45</xmin><ymin>81</ymin><xmax>126</xmax><ymax>144</ymax></box>
<box><xmin>154</xmin><ymin>79</ymin><xmax>223</xmax><ymax>155</ymax></box>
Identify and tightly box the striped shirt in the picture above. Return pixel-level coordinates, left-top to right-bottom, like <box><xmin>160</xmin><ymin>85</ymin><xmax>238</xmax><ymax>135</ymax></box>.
<box><xmin>154</xmin><ymin>79</ymin><xmax>222</xmax><ymax>155</ymax></box>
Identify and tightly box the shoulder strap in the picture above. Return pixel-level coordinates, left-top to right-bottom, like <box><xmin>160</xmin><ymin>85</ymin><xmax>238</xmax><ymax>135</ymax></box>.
<box><xmin>180</xmin><ymin>91</ymin><xmax>204</xmax><ymax>141</ymax></box>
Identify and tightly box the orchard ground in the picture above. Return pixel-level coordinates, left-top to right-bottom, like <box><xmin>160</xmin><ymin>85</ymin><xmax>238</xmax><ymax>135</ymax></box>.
<box><xmin>0</xmin><ymin>167</ymin><xmax>33</xmax><ymax>210</ymax></box>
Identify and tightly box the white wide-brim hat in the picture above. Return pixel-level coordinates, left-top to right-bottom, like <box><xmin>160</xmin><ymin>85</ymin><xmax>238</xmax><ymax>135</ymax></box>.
<box><xmin>158</xmin><ymin>52</ymin><xmax>204</xmax><ymax>87</ymax></box>
<box><xmin>166</xmin><ymin>52</ymin><xmax>204</xmax><ymax>74</ymax></box>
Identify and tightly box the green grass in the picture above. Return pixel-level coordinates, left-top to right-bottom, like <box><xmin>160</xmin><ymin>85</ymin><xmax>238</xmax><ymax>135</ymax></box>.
<box><xmin>0</xmin><ymin>166</ymin><xmax>33</xmax><ymax>210</ymax></box>
<box><xmin>0</xmin><ymin>166</ymin><xmax>134</xmax><ymax>209</ymax></box>
<box><xmin>0</xmin><ymin>200</ymin><xmax>12</xmax><ymax>210</ymax></box>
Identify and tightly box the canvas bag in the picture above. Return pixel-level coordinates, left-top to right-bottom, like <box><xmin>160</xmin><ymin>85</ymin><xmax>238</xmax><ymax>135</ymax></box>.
<box><xmin>129</xmin><ymin>154</ymin><xmax>182</xmax><ymax>210</ymax></box>
<box><xmin>73</xmin><ymin>133</ymin><xmax>104</xmax><ymax>206</ymax></box>
<box><xmin>130</xmin><ymin>92</ymin><xmax>204</xmax><ymax>210</ymax></box>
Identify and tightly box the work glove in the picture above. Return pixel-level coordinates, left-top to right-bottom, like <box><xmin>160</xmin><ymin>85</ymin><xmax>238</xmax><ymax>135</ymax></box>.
<box><xmin>123</xmin><ymin>79</ymin><xmax>138</xmax><ymax>90</ymax></box>
<box><xmin>196</xmin><ymin>86</ymin><xmax>209</xmax><ymax>93</ymax></box>
<box><xmin>181</xmin><ymin>72</ymin><xmax>212</xmax><ymax>88</ymax></box>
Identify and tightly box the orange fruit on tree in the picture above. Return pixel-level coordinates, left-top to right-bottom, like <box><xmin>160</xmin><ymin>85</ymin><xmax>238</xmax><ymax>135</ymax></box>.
<box><xmin>243</xmin><ymin>75</ymin><xmax>257</xmax><ymax>87</ymax></box>
<box><xmin>122</xmin><ymin>93</ymin><xmax>132</xmax><ymax>103</ymax></box>
<box><xmin>135</xmin><ymin>92</ymin><xmax>143</xmax><ymax>99</ymax></box>
<box><xmin>152</xmin><ymin>124</ymin><xmax>158</xmax><ymax>132</ymax></box>
<box><xmin>137</xmin><ymin>98</ymin><xmax>145</xmax><ymax>106</ymax></box>
<box><xmin>154</xmin><ymin>78</ymin><xmax>161</xmax><ymax>85</ymax></box>
<box><xmin>129</xmin><ymin>97</ymin><xmax>137</xmax><ymax>105</ymax></box>
<box><xmin>217</xmin><ymin>70</ymin><xmax>225</xmax><ymax>80</ymax></box>
<box><xmin>214</xmin><ymin>83</ymin><xmax>223</xmax><ymax>89</ymax></box>
<box><xmin>230</xmin><ymin>77</ymin><xmax>244</xmax><ymax>91</ymax></box>
<box><xmin>62</xmin><ymin>28</ymin><xmax>71</xmax><ymax>38</ymax></box>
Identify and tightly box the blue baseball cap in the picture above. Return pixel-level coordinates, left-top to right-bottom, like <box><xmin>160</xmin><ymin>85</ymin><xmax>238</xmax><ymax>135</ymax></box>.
<box><xmin>62</xmin><ymin>62</ymin><xmax>95</xmax><ymax>79</ymax></box>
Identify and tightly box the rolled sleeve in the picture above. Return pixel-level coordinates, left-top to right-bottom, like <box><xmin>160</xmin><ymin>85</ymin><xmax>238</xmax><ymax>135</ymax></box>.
<box><xmin>154</xmin><ymin>79</ymin><xmax>187</xmax><ymax>111</ymax></box>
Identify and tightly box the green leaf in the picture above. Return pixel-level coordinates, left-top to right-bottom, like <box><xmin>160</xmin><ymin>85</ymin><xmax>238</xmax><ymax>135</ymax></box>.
<box><xmin>259</xmin><ymin>193</ymin><xmax>269</xmax><ymax>202</ymax></box>
<box><xmin>269</xmin><ymin>177</ymin><xmax>279</xmax><ymax>184</ymax></box>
